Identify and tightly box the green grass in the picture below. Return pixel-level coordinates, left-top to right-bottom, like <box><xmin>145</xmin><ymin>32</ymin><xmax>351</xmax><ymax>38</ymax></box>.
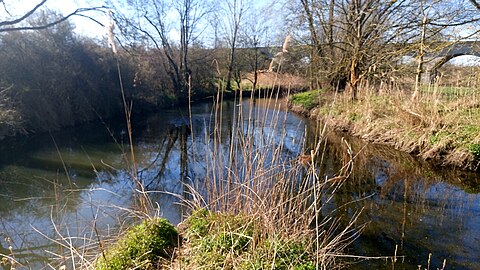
<box><xmin>469</xmin><ymin>143</ymin><xmax>480</xmax><ymax>161</ymax></box>
<box><xmin>290</xmin><ymin>90</ymin><xmax>325</xmax><ymax>110</ymax></box>
<box><xmin>95</xmin><ymin>217</ymin><xmax>178</xmax><ymax>270</ymax></box>
<box><xmin>429</xmin><ymin>131</ymin><xmax>450</xmax><ymax>145</ymax></box>
<box><xmin>420</xmin><ymin>85</ymin><xmax>479</xmax><ymax>100</ymax></box>
<box><xmin>179</xmin><ymin>209</ymin><xmax>317</xmax><ymax>270</ymax></box>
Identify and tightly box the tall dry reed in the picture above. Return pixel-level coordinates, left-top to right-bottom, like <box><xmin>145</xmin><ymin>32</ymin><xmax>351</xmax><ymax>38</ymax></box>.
<box><xmin>178</xmin><ymin>84</ymin><xmax>364</xmax><ymax>268</ymax></box>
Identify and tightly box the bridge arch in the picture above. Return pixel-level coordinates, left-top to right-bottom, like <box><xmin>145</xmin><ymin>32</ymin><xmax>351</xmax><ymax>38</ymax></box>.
<box><xmin>421</xmin><ymin>41</ymin><xmax>480</xmax><ymax>83</ymax></box>
<box><xmin>424</xmin><ymin>53</ymin><xmax>480</xmax><ymax>83</ymax></box>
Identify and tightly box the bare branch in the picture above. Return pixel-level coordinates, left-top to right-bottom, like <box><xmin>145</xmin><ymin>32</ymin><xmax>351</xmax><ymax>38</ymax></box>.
<box><xmin>0</xmin><ymin>0</ymin><xmax>12</xmax><ymax>16</ymax></box>
<box><xmin>469</xmin><ymin>0</ymin><xmax>480</xmax><ymax>10</ymax></box>
<box><xmin>0</xmin><ymin>0</ymin><xmax>47</xmax><ymax>27</ymax></box>
<box><xmin>431</xmin><ymin>18</ymin><xmax>480</xmax><ymax>27</ymax></box>
<box><xmin>0</xmin><ymin>6</ymin><xmax>106</xmax><ymax>32</ymax></box>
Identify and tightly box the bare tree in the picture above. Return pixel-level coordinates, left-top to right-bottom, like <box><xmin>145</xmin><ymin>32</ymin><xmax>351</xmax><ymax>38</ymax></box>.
<box><xmin>413</xmin><ymin>0</ymin><xmax>429</xmax><ymax>100</ymax></box>
<box><xmin>238</xmin><ymin>8</ymin><xmax>271</xmax><ymax>91</ymax></box>
<box><xmin>294</xmin><ymin>0</ymin><xmax>478</xmax><ymax>99</ymax></box>
<box><xmin>117</xmin><ymin>0</ymin><xmax>208</xmax><ymax>98</ymax></box>
<box><xmin>176</xmin><ymin>0</ymin><xmax>209</xmax><ymax>94</ymax></box>
<box><xmin>336</xmin><ymin>0</ymin><xmax>420</xmax><ymax>100</ymax></box>
<box><xmin>219</xmin><ymin>0</ymin><xmax>247</xmax><ymax>91</ymax></box>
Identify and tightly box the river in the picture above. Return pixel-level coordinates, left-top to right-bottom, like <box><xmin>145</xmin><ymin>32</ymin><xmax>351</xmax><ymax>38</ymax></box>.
<box><xmin>0</xmin><ymin>98</ymin><xmax>479</xmax><ymax>269</ymax></box>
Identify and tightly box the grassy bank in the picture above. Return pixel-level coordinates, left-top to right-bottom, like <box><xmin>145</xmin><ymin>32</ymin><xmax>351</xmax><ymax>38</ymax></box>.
<box><xmin>289</xmin><ymin>86</ymin><xmax>480</xmax><ymax>172</ymax></box>
<box><xmin>94</xmin><ymin>210</ymin><xmax>324</xmax><ymax>270</ymax></box>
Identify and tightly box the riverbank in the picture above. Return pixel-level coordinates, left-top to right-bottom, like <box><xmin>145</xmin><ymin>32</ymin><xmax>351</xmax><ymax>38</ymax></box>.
<box><xmin>289</xmin><ymin>87</ymin><xmax>480</xmax><ymax>172</ymax></box>
<box><xmin>94</xmin><ymin>211</ymin><xmax>323</xmax><ymax>270</ymax></box>
<box><xmin>0</xmin><ymin>88</ymin><xmax>201</xmax><ymax>141</ymax></box>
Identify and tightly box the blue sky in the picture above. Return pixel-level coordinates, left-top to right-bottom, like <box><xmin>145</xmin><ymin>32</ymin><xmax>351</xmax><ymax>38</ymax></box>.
<box><xmin>1</xmin><ymin>0</ymin><xmax>479</xmax><ymax>65</ymax></box>
<box><xmin>1</xmin><ymin>0</ymin><xmax>284</xmax><ymax>43</ymax></box>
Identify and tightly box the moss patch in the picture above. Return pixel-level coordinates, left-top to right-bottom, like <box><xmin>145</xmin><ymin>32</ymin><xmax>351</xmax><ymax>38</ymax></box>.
<box><xmin>95</xmin><ymin>217</ymin><xmax>178</xmax><ymax>270</ymax></box>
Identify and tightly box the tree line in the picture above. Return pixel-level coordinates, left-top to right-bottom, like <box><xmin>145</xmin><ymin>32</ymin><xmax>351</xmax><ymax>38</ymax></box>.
<box><xmin>109</xmin><ymin>0</ymin><xmax>479</xmax><ymax>99</ymax></box>
<box><xmin>0</xmin><ymin>3</ymin><xmax>271</xmax><ymax>137</ymax></box>
<box><xmin>0</xmin><ymin>0</ymin><xmax>479</xmax><ymax>137</ymax></box>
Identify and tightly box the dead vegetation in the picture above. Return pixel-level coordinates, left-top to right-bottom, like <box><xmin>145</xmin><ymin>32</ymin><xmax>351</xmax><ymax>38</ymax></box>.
<box><xmin>241</xmin><ymin>71</ymin><xmax>309</xmax><ymax>91</ymax></box>
<box><xmin>300</xmin><ymin>81</ymin><xmax>480</xmax><ymax>172</ymax></box>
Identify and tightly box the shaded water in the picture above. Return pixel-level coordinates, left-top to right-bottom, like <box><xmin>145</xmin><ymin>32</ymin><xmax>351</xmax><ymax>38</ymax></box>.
<box><xmin>308</xmin><ymin>131</ymin><xmax>480</xmax><ymax>269</ymax></box>
<box><xmin>0</xmin><ymin>99</ymin><xmax>479</xmax><ymax>269</ymax></box>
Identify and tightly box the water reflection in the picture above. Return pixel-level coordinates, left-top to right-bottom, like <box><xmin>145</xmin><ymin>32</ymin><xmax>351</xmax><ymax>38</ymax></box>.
<box><xmin>0</xmin><ymin>99</ymin><xmax>478</xmax><ymax>269</ymax></box>
<box><xmin>0</xmin><ymin>98</ymin><xmax>307</xmax><ymax>268</ymax></box>
<box><xmin>304</xmin><ymin>121</ymin><xmax>480</xmax><ymax>269</ymax></box>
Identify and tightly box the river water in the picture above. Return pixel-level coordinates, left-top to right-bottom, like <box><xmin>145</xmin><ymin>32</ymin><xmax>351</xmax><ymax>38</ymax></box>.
<box><xmin>0</xmin><ymin>98</ymin><xmax>478</xmax><ymax>269</ymax></box>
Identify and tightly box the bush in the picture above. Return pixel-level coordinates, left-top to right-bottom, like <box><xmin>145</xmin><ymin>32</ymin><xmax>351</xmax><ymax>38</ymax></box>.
<box><xmin>95</xmin><ymin>217</ymin><xmax>178</xmax><ymax>270</ymax></box>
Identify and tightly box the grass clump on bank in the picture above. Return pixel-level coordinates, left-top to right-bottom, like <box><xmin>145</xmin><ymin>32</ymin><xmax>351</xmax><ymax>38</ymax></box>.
<box><xmin>289</xmin><ymin>90</ymin><xmax>324</xmax><ymax>110</ymax></box>
<box><xmin>167</xmin><ymin>96</ymin><xmax>361</xmax><ymax>269</ymax></box>
<box><xmin>178</xmin><ymin>209</ymin><xmax>316</xmax><ymax>269</ymax></box>
<box><xmin>95</xmin><ymin>217</ymin><xmax>178</xmax><ymax>270</ymax></box>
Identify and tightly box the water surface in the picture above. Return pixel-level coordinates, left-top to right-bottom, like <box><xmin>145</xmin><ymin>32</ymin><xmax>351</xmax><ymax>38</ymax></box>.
<box><xmin>0</xmin><ymin>99</ymin><xmax>478</xmax><ymax>269</ymax></box>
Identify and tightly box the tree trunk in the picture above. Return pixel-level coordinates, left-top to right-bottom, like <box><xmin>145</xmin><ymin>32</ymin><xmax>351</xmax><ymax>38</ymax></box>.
<box><xmin>349</xmin><ymin>58</ymin><xmax>358</xmax><ymax>101</ymax></box>
<box><xmin>413</xmin><ymin>3</ymin><xmax>428</xmax><ymax>101</ymax></box>
<box><xmin>226</xmin><ymin>44</ymin><xmax>236</xmax><ymax>91</ymax></box>
<box><xmin>327</xmin><ymin>0</ymin><xmax>335</xmax><ymax>47</ymax></box>
<box><xmin>225</xmin><ymin>0</ymin><xmax>243</xmax><ymax>92</ymax></box>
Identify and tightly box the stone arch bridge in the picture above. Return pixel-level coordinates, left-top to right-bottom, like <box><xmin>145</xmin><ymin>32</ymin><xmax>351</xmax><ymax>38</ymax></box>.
<box><xmin>422</xmin><ymin>41</ymin><xmax>480</xmax><ymax>83</ymax></box>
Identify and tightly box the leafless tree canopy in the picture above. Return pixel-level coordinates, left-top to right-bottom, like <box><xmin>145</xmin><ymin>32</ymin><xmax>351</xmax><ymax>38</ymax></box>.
<box><xmin>0</xmin><ymin>0</ymin><xmax>479</xmax><ymax>135</ymax></box>
<box><xmin>290</xmin><ymin>0</ymin><xmax>480</xmax><ymax>98</ymax></box>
